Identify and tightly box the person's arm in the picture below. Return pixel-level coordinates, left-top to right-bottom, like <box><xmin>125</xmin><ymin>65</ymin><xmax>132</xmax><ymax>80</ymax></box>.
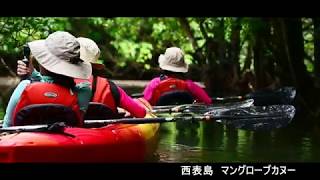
<box><xmin>186</xmin><ymin>80</ymin><xmax>212</xmax><ymax>105</ymax></box>
<box><xmin>118</xmin><ymin>86</ymin><xmax>146</xmax><ymax>118</ymax></box>
<box><xmin>2</xmin><ymin>80</ymin><xmax>30</xmax><ymax>127</ymax></box>
<box><xmin>143</xmin><ymin>77</ymin><xmax>161</xmax><ymax>102</ymax></box>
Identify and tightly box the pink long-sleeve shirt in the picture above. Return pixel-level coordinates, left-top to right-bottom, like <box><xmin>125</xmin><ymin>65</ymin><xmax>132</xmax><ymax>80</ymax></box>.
<box><xmin>117</xmin><ymin>86</ymin><xmax>146</xmax><ymax>118</ymax></box>
<box><xmin>143</xmin><ymin>77</ymin><xmax>212</xmax><ymax>105</ymax></box>
<box><xmin>77</xmin><ymin>76</ymin><xmax>147</xmax><ymax>118</ymax></box>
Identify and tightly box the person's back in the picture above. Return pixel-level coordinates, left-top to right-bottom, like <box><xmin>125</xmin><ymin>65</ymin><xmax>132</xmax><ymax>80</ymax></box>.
<box><xmin>146</xmin><ymin>72</ymin><xmax>190</xmax><ymax>105</ymax></box>
<box><xmin>12</xmin><ymin>79</ymin><xmax>81</xmax><ymax>126</ymax></box>
<box><xmin>3</xmin><ymin>31</ymin><xmax>92</xmax><ymax>127</ymax></box>
<box><xmin>143</xmin><ymin>47</ymin><xmax>212</xmax><ymax>106</ymax></box>
<box><xmin>76</xmin><ymin>37</ymin><xmax>146</xmax><ymax>118</ymax></box>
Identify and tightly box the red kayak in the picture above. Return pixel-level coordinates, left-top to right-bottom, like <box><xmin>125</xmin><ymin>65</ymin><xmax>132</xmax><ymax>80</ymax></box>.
<box><xmin>0</xmin><ymin>99</ymin><xmax>160</xmax><ymax>163</ymax></box>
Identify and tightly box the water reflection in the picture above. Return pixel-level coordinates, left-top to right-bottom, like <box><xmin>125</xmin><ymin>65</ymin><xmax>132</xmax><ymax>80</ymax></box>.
<box><xmin>176</xmin><ymin>121</ymin><xmax>200</xmax><ymax>147</ymax></box>
<box><xmin>157</xmin><ymin>118</ymin><xmax>320</xmax><ymax>162</ymax></box>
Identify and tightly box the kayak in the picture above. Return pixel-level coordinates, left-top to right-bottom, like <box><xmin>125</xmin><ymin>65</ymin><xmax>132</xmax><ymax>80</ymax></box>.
<box><xmin>0</xmin><ymin>98</ymin><xmax>160</xmax><ymax>163</ymax></box>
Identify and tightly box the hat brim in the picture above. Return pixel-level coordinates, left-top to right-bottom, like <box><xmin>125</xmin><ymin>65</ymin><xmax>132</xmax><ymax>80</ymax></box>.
<box><xmin>28</xmin><ymin>40</ymin><xmax>92</xmax><ymax>79</ymax></box>
<box><xmin>158</xmin><ymin>54</ymin><xmax>188</xmax><ymax>73</ymax></box>
<box><xmin>80</xmin><ymin>51</ymin><xmax>100</xmax><ymax>64</ymax></box>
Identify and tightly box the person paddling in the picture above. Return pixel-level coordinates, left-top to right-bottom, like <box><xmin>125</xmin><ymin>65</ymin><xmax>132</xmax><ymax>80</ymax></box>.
<box><xmin>143</xmin><ymin>47</ymin><xmax>212</xmax><ymax>106</ymax></box>
<box><xmin>75</xmin><ymin>37</ymin><xmax>146</xmax><ymax>118</ymax></box>
<box><xmin>3</xmin><ymin>31</ymin><xmax>92</xmax><ymax>127</ymax></box>
<box><xmin>17</xmin><ymin>37</ymin><xmax>146</xmax><ymax>118</ymax></box>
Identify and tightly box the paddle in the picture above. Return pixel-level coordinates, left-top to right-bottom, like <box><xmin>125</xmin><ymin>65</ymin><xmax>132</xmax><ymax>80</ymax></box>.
<box><xmin>0</xmin><ymin>99</ymin><xmax>253</xmax><ymax>128</ymax></box>
<box><xmin>151</xmin><ymin>99</ymin><xmax>254</xmax><ymax>114</ymax></box>
<box><xmin>212</xmin><ymin>86</ymin><xmax>296</xmax><ymax>105</ymax></box>
<box><xmin>131</xmin><ymin>86</ymin><xmax>296</xmax><ymax>106</ymax></box>
<box><xmin>0</xmin><ymin>105</ymin><xmax>295</xmax><ymax>131</ymax></box>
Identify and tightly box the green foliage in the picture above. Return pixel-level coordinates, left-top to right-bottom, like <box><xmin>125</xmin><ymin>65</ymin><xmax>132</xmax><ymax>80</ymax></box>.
<box><xmin>0</xmin><ymin>111</ymin><xmax>3</xmax><ymax>119</ymax></box>
<box><xmin>0</xmin><ymin>17</ymin><xmax>69</xmax><ymax>55</ymax></box>
<box><xmin>302</xmin><ymin>18</ymin><xmax>314</xmax><ymax>73</ymax></box>
<box><xmin>0</xmin><ymin>17</ymin><xmax>256</xmax><ymax>70</ymax></box>
<box><xmin>0</xmin><ymin>17</ymin><xmax>317</xmax><ymax>76</ymax></box>
<box><xmin>0</xmin><ymin>100</ymin><xmax>3</xmax><ymax>119</ymax></box>
<box><xmin>239</xmin><ymin>41</ymin><xmax>250</xmax><ymax>70</ymax></box>
<box><xmin>304</xmin><ymin>59</ymin><xmax>314</xmax><ymax>72</ymax></box>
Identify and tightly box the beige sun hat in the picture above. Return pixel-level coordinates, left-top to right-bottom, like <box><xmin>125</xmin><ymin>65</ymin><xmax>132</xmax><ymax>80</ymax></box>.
<box><xmin>158</xmin><ymin>47</ymin><xmax>188</xmax><ymax>73</ymax></box>
<box><xmin>27</xmin><ymin>31</ymin><xmax>92</xmax><ymax>79</ymax></box>
<box><xmin>77</xmin><ymin>37</ymin><xmax>101</xmax><ymax>64</ymax></box>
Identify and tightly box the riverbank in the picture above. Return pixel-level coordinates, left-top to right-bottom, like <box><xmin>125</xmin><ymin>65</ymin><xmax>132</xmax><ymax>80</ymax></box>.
<box><xmin>0</xmin><ymin>76</ymin><xmax>19</xmax><ymax>87</ymax></box>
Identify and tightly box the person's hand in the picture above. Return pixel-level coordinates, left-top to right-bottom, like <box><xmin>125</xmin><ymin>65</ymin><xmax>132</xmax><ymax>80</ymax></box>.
<box><xmin>117</xmin><ymin>107</ymin><xmax>132</xmax><ymax>117</ymax></box>
<box><xmin>17</xmin><ymin>60</ymin><xmax>33</xmax><ymax>77</ymax></box>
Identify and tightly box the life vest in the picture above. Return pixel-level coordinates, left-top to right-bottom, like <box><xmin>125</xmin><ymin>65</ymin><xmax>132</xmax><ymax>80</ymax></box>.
<box><xmin>12</xmin><ymin>82</ymin><xmax>81</xmax><ymax>126</ymax></box>
<box><xmin>150</xmin><ymin>75</ymin><xmax>192</xmax><ymax>105</ymax></box>
<box><xmin>75</xmin><ymin>76</ymin><xmax>120</xmax><ymax>113</ymax></box>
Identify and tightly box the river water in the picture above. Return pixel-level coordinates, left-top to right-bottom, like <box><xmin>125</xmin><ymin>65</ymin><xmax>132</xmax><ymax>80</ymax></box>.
<box><xmin>1</xmin><ymin>83</ymin><xmax>320</xmax><ymax>163</ymax></box>
<box><xmin>155</xmin><ymin>119</ymin><xmax>320</xmax><ymax>162</ymax></box>
<box><xmin>125</xmin><ymin>87</ymin><xmax>320</xmax><ymax>162</ymax></box>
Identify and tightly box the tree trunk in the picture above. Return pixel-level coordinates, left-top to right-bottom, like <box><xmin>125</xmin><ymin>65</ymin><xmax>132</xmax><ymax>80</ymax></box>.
<box><xmin>252</xmin><ymin>18</ymin><xmax>272</xmax><ymax>89</ymax></box>
<box><xmin>204</xmin><ymin>18</ymin><xmax>239</xmax><ymax>96</ymax></box>
<box><xmin>270</xmin><ymin>18</ymin><xmax>293</xmax><ymax>85</ymax></box>
<box><xmin>243</xmin><ymin>42</ymin><xmax>252</xmax><ymax>71</ymax></box>
<box><xmin>0</xmin><ymin>56</ymin><xmax>16</xmax><ymax>77</ymax></box>
<box><xmin>282</xmin><ymin>18</ymin><xmax>320</xmax><ymax>114</ymax></box>
<box><xmin>178</xmin><ymin>18</ymin><xmax>198</xmax><ymax>50</ymax></box>
<box><xmin>230</xmin><ymin>18</ymin><xmax>242</xmax><ymax>75</ymax></box>
<box><xmin>216</xmin><ymin>18</ymin><xmax>226</xmax><ymax>63</ymax></box>
<box><xmin>178</xmin><ymin>18</ymin><xmax>206</xmax><ymax>66</ymax></box>
<box><xmin>284</xmin><ymin>18</ymin><xmax>313</xmax><ymax>90</ymax></box>
<box><xmin>253</xmin><ymin>31</ymin><xmax>264</xmax><ymax>89</ymax></box>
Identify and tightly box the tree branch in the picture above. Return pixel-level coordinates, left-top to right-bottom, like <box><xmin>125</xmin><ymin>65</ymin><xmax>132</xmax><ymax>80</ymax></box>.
<box><xmin>178</xmin><ymin>18</ymin><xmax>198</xmax><ymax>51</ymax></box>
<box><xmin>199</xmin><ymin>18</ymin><xmax>209</xmax><ymax>41</ymax></box>
<box><xmin>0</xmin><ymin>56</ymin><xmax>16</xmax><ymax>77</ymax></box>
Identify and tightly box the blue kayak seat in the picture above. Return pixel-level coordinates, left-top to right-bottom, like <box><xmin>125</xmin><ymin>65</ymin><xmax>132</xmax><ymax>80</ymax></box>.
<box><xmin>156</xmin><ymin>90</ymin><xmax>194</xmax><ymax>106</ymax></box>
<box><xmin>14</xmin><ymin>104</ymin><xmax>79</xmax><ymax>126</ymax></box>
<box><xmin>84</xmin><ymin>102</ymin><xmax>120</xmax><ymax>120</ymax></box>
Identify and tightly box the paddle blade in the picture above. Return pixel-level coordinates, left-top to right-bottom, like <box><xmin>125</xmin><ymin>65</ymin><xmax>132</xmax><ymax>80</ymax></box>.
<box><xmin>153</xmin><ymin>99</ymin><xmax>254</xmax><ymax>114</ymax></box>
<box><xmin>245</xmin><ymin>87</ymin><xmax>296</xmax><ymax>106</ymax></box>
<box><xmin>279</xmin><ymin>86</ymin><xmax>296</xmax><ymax>103</ymax></box>
<box><xmin>206</xmin><ymin>105</ymin><xmax>296</xmax><ymax>131</ymax></box>
<box><xmin>207</xmin><ymin>99</ymin><xmax>254</xmax><ymax>110</ymax></box>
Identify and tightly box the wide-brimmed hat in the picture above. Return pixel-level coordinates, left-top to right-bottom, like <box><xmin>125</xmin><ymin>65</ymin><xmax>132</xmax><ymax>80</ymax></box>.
<box><xmin>158</xmin><ymin>47</ymin><xmax>188</xmax><ymax>73</ymax></box>
<box><xmin>28</xmin><ymin>31</ymin><xmax>92</xmax><ymax>79</ymax></box>
<box><xmin>77</xmin><ymin>37</ymin><xmax>101</xmax><ymax>64</ymax></box>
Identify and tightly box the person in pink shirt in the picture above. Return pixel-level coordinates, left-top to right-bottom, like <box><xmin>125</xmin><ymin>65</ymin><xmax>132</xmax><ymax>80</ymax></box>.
<box><xmin>143</xmin><ymin>47</ymin><xmax>212</xmax><ymax>106</ymax></box>
<box><xmin>17</xmin><ymin>37</ymin><xmax>146</xmax><ymax>118</ymax></box>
